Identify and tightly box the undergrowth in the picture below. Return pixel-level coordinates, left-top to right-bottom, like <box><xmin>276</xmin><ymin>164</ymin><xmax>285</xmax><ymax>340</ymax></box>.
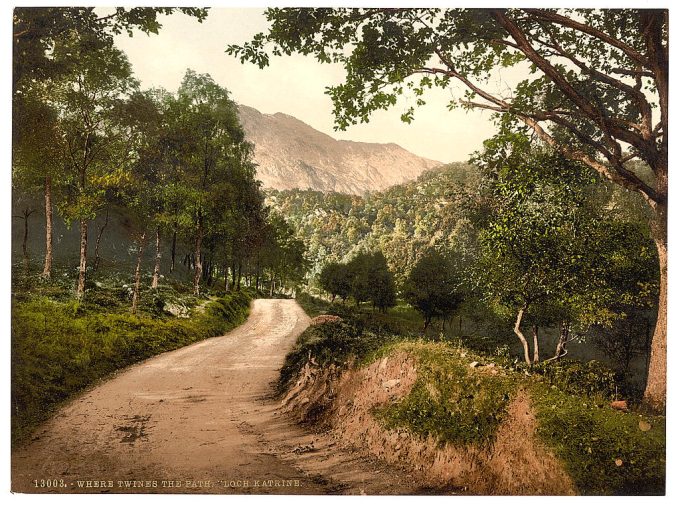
<box><xmin>532</xmin><ymin>384</ymin><xmax>665</xmax><ymax>495</ymax></box>
<box><xmin>373</xmin><ymin>342</ymin><xmax>518</xmax><ymax>446</ymax></box>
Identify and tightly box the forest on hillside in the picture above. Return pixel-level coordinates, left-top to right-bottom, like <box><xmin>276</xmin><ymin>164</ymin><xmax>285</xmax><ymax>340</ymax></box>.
<box><xmin>269</xmin><ymin>155</ymin><xmax>658</xmax><ymax>388</ymax></box>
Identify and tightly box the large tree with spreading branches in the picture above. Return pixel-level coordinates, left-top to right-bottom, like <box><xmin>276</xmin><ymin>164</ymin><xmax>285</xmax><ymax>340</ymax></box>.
<box><xmin>228</xmin><ymin>8</ymin><xmax>668</xmax><ymax>409</ymax></box>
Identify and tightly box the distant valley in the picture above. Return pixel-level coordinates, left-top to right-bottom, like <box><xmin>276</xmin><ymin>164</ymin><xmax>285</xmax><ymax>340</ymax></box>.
<box><xmin>238</xmin><ymin>105</ymin><xmax>443</xmax><ymax>194</ymax></box>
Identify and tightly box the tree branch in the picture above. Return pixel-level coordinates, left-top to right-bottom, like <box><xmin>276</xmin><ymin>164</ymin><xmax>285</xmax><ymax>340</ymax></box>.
<box><xmin>524</xmin><ymin>9</ymin><xmax>651</xmax><ymax>68</ymax></box>
<box><xmin>491</xmin><ymin>9</ymin><xmax>657</xmax><ymax>172</ymax></box>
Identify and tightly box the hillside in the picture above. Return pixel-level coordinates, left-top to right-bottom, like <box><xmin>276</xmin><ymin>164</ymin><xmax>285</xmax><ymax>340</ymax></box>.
<box><xmin>239</xmin><ymin>105</ymin><xmax>443</xmax><ymax>194</ymax></box>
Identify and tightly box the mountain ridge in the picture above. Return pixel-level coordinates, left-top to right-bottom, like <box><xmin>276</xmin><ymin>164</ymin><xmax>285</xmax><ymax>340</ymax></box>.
<box><xmin>238</xmin><ymin>105</ymin><xmax>443</xmax><ymax>194</ymax></box>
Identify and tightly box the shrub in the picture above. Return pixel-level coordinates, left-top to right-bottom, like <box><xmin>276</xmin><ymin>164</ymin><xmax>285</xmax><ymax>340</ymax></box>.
<box><xmin>532</xmin><ymin>359</ymin><xmax>619</xmax><ymax>399</ymax></box>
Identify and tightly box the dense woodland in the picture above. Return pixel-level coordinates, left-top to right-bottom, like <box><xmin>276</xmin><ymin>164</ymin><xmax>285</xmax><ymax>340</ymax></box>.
<box><xmin>12</xmin><ymin>8</ymin><xmax>307</xmax><ymax>304</ymax></box>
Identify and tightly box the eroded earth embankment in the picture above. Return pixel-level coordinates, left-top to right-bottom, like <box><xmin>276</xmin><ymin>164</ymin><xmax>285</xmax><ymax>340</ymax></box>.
<box><xmin>281</xmin><ymin>348</ymin><xmax>576</xmax><ymax>495</ymax></box>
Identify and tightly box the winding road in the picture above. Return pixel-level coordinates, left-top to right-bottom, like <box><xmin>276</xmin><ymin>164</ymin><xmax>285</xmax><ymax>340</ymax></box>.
<box><xmin>11</xmin><ymin>299</ymin><xmax>422</xmax><ymax>494</ymax></box>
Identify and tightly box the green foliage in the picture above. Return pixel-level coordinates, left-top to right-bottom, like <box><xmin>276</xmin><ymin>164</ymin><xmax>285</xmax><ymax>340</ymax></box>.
<box><xmin>346</xmin><ymin>251</ymin><xmax>396</xmax><ymax>311</ymax></box>
<box><xmin>318</xmin><ymin>262</ymin><xmax>352</xmax><ymax>301</ymax></box>
<box><xmin>403</xmin><ymin>249</ymin><xmax>464</xmax><ymax>329</ymax></box>
<box><xmin>266</xmin><ymin>163</ymin><xmax>479</xmax><ymax>289</ymax></box>
<box><xmin>374</xmin><ymin>342</ymin><xmax>518</xmax><ymax>446</ymax></box>
<box><xmin>532</xmin><ymin>384</ymin><xmax>665</xmax><ymax>495</ymax></box>
<box><xmin>14</xmin><ymin>7</ymin><xmax>207</xmax><ymax>93</ymax></box>
<box><xmin>11</xmin><ymin>290</ymin><xmax>251</xmax><ymax>445</ymax></box>
<box><xmin>531</xmin><ymin>359</ymin><xmax>619</xmax><ymax>400</ymax></box>
<box><xmin>295</xmin><ymin>292</ymin><xmax>333</xmax><ymax>318</ymax></box>
<box><xmin>278</xmin><ymin>319</ymin><xmax>398</xmax><ymax>391</ymax></box>
<box><xmin>471</xmin><ymin>136</ymin><xmax>658</xmax><ymax>364</ymax></box>
<box><xmin>258</xmin><ymin>211</ymin><xmax>309</xmax><ymax>293</ymax></box>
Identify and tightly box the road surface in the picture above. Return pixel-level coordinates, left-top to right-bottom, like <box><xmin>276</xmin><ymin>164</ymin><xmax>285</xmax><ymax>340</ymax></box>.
<box><xmin>11</xmin><ymin>299</ymin><xmax>423</xmax><ymax>494</ymax></box>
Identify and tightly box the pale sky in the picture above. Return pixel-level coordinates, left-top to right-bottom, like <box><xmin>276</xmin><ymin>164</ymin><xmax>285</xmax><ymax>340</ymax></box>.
<box><xmin>112</xmin><ymin>8</ymin><xmax>506</xmax><ymax>164</ymax></box>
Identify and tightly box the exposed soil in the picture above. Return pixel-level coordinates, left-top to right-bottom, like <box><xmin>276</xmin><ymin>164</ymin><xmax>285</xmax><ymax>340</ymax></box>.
<box><xmin>11</xmin><ymin>299</ymin><xmax>426</xmax><ymax>495</ymax></box>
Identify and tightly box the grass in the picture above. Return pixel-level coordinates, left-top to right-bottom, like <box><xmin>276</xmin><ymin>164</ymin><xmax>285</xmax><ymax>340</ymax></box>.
<box><xmin>372</xmin><ymin>342</ymin><xmax>518</xmax><ymax>446</ymax></box>
<box><xmin>11</xmin><ymin>282</ymin><xmax>253</xmax><ymax>446</ymax></box>
<box><xmin>531</xmin><ymin>383</ymin><xmax>665</xmax><ymax>495</ymax></box>
<box><xmin>281</xmin><ymin>315</ymin><xmax>666</xmax><ymax>495</ymax></box>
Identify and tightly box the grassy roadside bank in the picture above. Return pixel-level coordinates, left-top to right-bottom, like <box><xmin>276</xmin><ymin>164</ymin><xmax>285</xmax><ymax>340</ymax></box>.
<box><xmin>285</xmin><ymin>298</ymin><xmax>665</xmax><ymax>495</ymax></box>
<box><xmin>11</xmin><ymin>281</ymin><xmax>253</xmax><ymax>446</ymax></box>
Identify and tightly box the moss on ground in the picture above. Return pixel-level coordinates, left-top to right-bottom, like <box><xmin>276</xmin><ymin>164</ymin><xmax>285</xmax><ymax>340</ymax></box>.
<box><xmin>12</xmin><ymin>289</ymin><xmax>252</xmax><ymax>445</ymax></box>
<box><xmin>531</xmin><ymin>383</ymin><xmax>665</xmax><ymax>495</ymax></box>
<box><xmin>372</xmin><ymin>342</ymin><xmax>518</xmax><ymax>446</ymax></box>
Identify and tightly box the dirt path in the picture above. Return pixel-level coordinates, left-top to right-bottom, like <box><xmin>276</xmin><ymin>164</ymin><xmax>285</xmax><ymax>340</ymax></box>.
<box><xmin>12</xmin><ymin>299</ymin><xmax>425</xmax><ymax>495</ymax></box>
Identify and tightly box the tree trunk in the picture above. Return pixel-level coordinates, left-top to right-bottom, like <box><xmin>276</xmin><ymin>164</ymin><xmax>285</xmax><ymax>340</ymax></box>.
<box><xmin>131</xmin><ymin>231</ymin><xmax>147</xmax><ymax>314</ymax></box>
<box><xmin>193</xmin><ymin>221</ymin><xmax>203</xmax><ymax>296</ymax></box>
<box><xmin>544</xmin><ymin>321</ymin><xmax>571</xmax><ymax>363</ymax></box>
<box><xmin>19</xmin><ymin>208</ymin><xmax>33</xmax><ymax>272</ymax></box>
<box><xmin>41</xmin><ymin>175</ymin><xmax>53</xmax><ymax>279</ymax></box>
<box><xmin>556</xmin><ymin>321</ymin><xmax>570</xmax><ymax>358</ymax></box>
<box><xmin>532</xmin><ymin>324</ymin><xmax>540</xmax><ymax>364</ymax></box>
<box><xmin>93</xmin><ymin>207</ymin><xmax>109</xmax><ymax>271</ymax></box>
<box><xmin>237</xmin><ymin>262</ymin><xmax>242</xmax><ymax>290</ymax></box>
<box><xmin>76</xmin><ymin>218</ymin><xmax>88</xmax><ymax>298</ymax></box>
<box><xmin>151</xmin><ymin>227</ymin><xmax>161</xmax><ymax>289</ymax></box>
<box><xmin>644</xmin><ymin>203</ymin><xmax>667</xmax><ymax>410</ymax></box>
<box><xmin>170</xmin><ymin>228</ymin><xmax>177</xmax><ymax>273</ymax></box>
<box><xmin>513</xmin><ymin>306</ymin><xmax>532</xmax><ymax>366</ymax></box>
<box><xmin>224</xmin><ymin>265</ymin><xmax>230</xmax><ymax>292</ymax></box>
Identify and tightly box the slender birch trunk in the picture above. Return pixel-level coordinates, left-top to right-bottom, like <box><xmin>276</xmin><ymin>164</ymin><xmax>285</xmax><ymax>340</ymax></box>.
<box><xmin>76</xmin><ymin>219</ymin><xmax>88</xmax><ymax>298</ymax></box>
<box><xmin>41</xmin><ymin>175</ymin><xmax>53</xmax><ymax>279</ymax></box>
<box><xmin>93</xmin><ymin>207</ymin><xmax>109</xmax><ymax>271</ymax></box>
<box><xmin>193</xmin><ymin>219</ymin><xmax>203</xmax><ymax>296</ymax></box>
<box><xmin>513</xmin><ymin>306</ymin><xmax>531</xmax><ymax>366</ymax></box>
<box><xmin>151</xmin><ymin>226</ymin><xmax>161</xmax><ymax>289</ymax></box>
<box><xmin>131</xmin><ymin>231</ymin><xmax>147</xmax><ymax>314</ymax></box>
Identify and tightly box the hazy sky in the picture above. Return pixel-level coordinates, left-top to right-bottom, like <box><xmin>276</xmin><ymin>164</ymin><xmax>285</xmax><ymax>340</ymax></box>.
<box><xmin>112</xmin><ymin>8</ymin><xmax>508</xmax><ymax>163</ymax></box>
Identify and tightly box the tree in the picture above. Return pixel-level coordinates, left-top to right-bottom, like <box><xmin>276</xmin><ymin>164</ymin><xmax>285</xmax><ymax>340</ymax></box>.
<box><xmin>404</xmin><ymin>250</ymin><xmax>464</xmax><ymax>331</ymax></box>
<box><xmin>319</xmin><ymin>261</ymin><xmax>351</xmax><ymax>302</ymax></box>
<box><xmin>260</xmin><ymin>212</ymin><xmax>309</xmax><ymax>296</ymax></box>
<box><xmin>168</xmin><ymin>70</ymin><xmax>250</xmax><ymax>295</ymax></box>
<box><xmin>13</xmin><ymin>8</ymin><xmax>207</xmax><ymax>282</ymax></box>
<box><xmin>115</xmin><ymin>90</ymin><xmax>166</xmax><ymax>312</ymax></box>
<box><xmin>50</xmin><ymin>33</ymin><xmax>138</xmax><ymax>297</ymax></box>
<box><xmin>13</xmin><ymin>7</ymin><xmax>207</xmax><ymax>94</ymax></box>
<box><xmin>473</xmin><ymin>135</ymin><xmax>658</xmax><ymax>367</ymax></box>
<box><xmin>12</xmin><ymin>91</ymin><xmax>63</xmax><ymax>278</ymax></box>
<box><xmin>229</xmin><ymin>8</ymin><xmax>668</xmax><ymax>409</ymax></box>
<box><xmin>345</xmin><ymin>251</ymin><xmax>396</xmax><ymax>310</ymax></box>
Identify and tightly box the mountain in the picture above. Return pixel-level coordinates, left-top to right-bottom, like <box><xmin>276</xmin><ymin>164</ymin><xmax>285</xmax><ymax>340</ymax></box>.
<box><xmin>238</xmin><ymin>105</ymin><xmax>443</xmax><ymax>194</ymax></box>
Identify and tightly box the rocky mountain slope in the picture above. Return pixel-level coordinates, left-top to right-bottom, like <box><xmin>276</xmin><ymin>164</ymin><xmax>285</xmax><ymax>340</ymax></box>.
<box><xmin>238</xmin><ymin>105</ymin><xmax>442</xmax><ymax>194</ymax></box>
